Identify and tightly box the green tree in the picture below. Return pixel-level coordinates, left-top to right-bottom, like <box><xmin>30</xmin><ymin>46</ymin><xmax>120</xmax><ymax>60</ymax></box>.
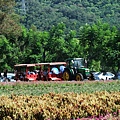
<box><xmin>65</xmin><ymin>30</ymin><xmax>83</xmax><ymax>58</ymax></box>
<box><xmin>104</xmin><ymin>28</ymin><xmax>120</xmax><ymax>73</ymax></box>
<box><xmin>0</xmin><ymin>0</ymin><xmax>22</xmax><ymax>40</ymax></box>
<box><xmin>79</xmin><ymin>21</ymin><xmax>119</xmax><ymax>72</ymax></box>
<box><xmin>0</xmin><ymin>35</ymin><xmax>12</xmax><ymax>71</ymax></box>
<box><xmin>47</xmin><ymin>23</ymin><xmax>67</xmax><ymax>62</ymax></box>
<box><xmin>35</xmin><ymin>31</ymin><xmax>49</xmax><ymax>62</ymax></box>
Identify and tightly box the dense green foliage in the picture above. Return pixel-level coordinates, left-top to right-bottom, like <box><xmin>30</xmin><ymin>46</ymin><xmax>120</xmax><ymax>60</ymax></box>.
<box><xmin>0</xmin><ymin>81</ymin><xmax>120</xmax><ymax>96</ymax></box>
<box><xmin>15</xmin><ymin>0</ymin><xmax>120</xmax><ymax>32</ymax></box>
<box><xmin>0</xmin><ymin>0</ymin><xmax>120</xmax><ymax>74</ymax></box>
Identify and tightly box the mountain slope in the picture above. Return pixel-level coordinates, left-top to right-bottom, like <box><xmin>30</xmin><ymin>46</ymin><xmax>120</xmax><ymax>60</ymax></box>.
<box><xmin>15</xmin><ymin>0</ymin><xmax>120</xmax><ymax>32</ymax></box>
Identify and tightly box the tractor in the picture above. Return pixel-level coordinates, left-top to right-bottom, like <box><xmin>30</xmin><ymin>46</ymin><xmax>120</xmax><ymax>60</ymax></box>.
<box><xmin>63</xmin><ymin>58</ymin><xmax>90</xmax><ymax>81</ymax></box>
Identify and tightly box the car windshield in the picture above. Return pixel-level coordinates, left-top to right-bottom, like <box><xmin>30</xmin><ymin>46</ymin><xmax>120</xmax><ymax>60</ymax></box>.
<box><xmin>7</xmin><ymin>75</ymin><xmax>15</xmax><ymax>78</ymax></box>
<box><xmin>95</xmin><ymin>72</ymin><xmax>101</xmax><ymax>75</ymax></box>
<box><xmin>106</xmin><ymin>72</ymin><xmax>113</xmax><ymax>76</ymax></box>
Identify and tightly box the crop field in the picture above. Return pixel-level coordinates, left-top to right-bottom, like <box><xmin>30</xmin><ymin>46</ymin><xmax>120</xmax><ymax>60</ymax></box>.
<box><xmin>0</xmin><ymin>80</ymin><xmax>120</xmax><ymax>120</ymax></box>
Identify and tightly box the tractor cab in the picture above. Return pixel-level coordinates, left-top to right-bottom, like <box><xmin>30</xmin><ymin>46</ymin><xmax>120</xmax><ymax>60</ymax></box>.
<box><xmin>63</xmin><ymin>58</ymin><xmax>90</xmax><ymax>81</ymax></box>
<box><xmin>67</xmin><ymin>58</ymin><xmax>87</xmax><ymax>68</ymax></box>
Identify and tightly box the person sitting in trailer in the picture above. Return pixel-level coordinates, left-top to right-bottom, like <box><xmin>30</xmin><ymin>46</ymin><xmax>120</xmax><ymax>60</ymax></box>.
<box><xmin>59</xmin><ymin>65</ymin><xmax>65</xmax><ymax>73</ymax></box>
<box><xmin>27</xmin><ymin>71</ymin><xmax>30</xmax><ymax>74</ymax></box>
<box><xmin>30</xmin><ymin>71</ymin><xmax>35</xmax><ymax>75</ymax></box>
<box><xmin>51</xmin><ymin>67</ymin><xmax>59</xmax><ymax>74</ymax></box>
<box><xmin>20</xmin><ymin>73</ymin><xmax>24</xmax><ymax>80</ymax></box>
<box><xmin>43</xmin><ymin>70</ymin><xmax>47</xmax><ymax>76</ymax></box>
<box><xmin>28</xmin><ymin>70</ymin><xmax>35</xmax><ymax>75</ymax></box>
<box><xmin>42</xmin><ymin>67</ymin><xmax>48</xmax><ymax>81</ymax></box>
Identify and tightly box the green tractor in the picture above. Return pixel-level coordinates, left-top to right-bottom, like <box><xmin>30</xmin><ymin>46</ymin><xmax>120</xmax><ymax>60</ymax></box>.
<box><xmin>63</xmin><ymin>58</ymin><xmax>90</xmax><ymax>81</ymax></box>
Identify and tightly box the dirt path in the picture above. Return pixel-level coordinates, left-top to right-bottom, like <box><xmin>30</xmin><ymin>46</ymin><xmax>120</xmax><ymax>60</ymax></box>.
<box><xmin>0</xmin><ymin>79</ymin><xmax>118</xmax><ymax>85</ymax></box>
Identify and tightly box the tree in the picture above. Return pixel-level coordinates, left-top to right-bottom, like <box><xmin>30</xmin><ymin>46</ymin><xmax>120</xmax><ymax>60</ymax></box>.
<box><xmin>65</xmin><ymin>30</ymin><xmax>83</xmax><ymax>58</ymax></box>
<box><xmin>104</xmin><ymin>28</ymin><xmax>120</xmax><ymax>73</ymax></box>
<box><xmin>0</xmin><ymin>0</ymin><xmax>22</xmax><ymax>40</ymax></box>
<box><xmin>79</xmin><ymin>21</ymin><xmax>119</xmax><ymax>72</ymax></box>
<box><xmin>35</xmin><ymin>31</ymin><xmax>49</xmax><ymax>62</ymax></box>
<box><xmin>47</xmin><ymin>23</ymin><xmax>67</xmax><ymax>62</ymax></box>
<box><xmin>0</xmin><ymin>35</ymin><xmax>12</xmax><ymax>71</ymax></box>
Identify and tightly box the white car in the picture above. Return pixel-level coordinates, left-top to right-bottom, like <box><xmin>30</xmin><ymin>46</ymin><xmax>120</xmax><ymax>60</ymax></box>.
<box><xmin>94</xmin><ymin>72</ymin><xmax>115</xmax><ymax>80</ymax></box>
<box><xmin>0</xmin><ymin>73</ymin><xmax>16</xmax><ymax>82</ymax></box>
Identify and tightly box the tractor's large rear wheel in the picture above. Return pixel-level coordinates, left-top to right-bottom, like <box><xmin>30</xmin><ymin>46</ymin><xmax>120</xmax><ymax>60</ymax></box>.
<box><xmin>63</xmin><ymin>71</ymin><xmax>70</xmax><ymax>81</ymax></box>
<box><xmin>76</xmin><ymin>73</ymin><xmax>83</xmax><ymax>81</ymax></box>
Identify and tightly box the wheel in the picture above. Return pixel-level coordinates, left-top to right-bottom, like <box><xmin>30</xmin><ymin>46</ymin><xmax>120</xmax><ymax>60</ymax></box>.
<box><xmin>63</xmin><ymin>71</ymin><xmax>70</xmax><ymax>81</ymax></box>
<box><xmin>88</xmin><ymin>73</ymin><xmax>95</xmax><ymax>81</ymax></box>
<box><xmin>75</xmin><ymin>73</ymin><xmax>83</xmax><ymax>81</ymax></box>
<box><xmin>3</xmin><ymin>78</ymin><xmax>10</xmax><ymax>82</ymax></box>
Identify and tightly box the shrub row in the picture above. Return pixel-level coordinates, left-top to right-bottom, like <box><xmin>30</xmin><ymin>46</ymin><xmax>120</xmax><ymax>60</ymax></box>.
<box><xmin>0</xmin><ymin>91</ymin><xmax>120</xmax><ymax>120</ymax></box>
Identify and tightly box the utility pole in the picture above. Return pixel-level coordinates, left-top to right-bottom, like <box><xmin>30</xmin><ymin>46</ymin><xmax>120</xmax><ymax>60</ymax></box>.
<box><xmin>21</xmin><ymin>0</ymin><xmax>26</xmax><ymax>14</ymax></box>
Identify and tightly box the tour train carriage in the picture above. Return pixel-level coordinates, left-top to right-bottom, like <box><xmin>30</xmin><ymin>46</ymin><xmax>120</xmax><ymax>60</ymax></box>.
<box><xmin>14</xmin><ymin>62</ymin><xmax>66</xmax><ymax>81</ymax></box>
<box><xmin>14</xmin><ymin>64</ymin><xmax>38</xmax><ymax>81</ymax></box>
<box><xmin>36</xmin><ymin>62</ymin><xmax>66</xmax><ymax>81</ymax></box>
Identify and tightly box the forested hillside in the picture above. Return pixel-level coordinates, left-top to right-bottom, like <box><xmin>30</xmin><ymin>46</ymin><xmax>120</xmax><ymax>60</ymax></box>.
<box><xmin>0</xmin><ymin>0</ymin><xmax>120</xmax><ymax>74</ymax></box>
<box><xmin>15</xmin><ymin>0</ymin><xmax>120</xmax><ymax>32</ymax></box>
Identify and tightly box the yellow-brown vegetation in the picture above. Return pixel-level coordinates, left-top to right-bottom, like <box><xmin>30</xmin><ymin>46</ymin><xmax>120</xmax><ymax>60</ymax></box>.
<box><xmin>0</xmin><ymin>91</ymin><xmax>120</xmax><ymax>120</ymax></box>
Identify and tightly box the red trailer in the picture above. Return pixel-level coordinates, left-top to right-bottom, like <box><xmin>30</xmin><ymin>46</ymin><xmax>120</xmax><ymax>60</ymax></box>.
<box><xmin>36</xmin><ymin>62</ymin><xmax>66</xmax><ymax>81</ymax></box>
<box><xmin>14</xmin><ymin>62</ymin><xmax>66</xmax><ymax>81</ymax></box>
<box><xmin>14</xmin><ymin>64</ymin><xmax>38</xmax><ymax>81</ymax></box>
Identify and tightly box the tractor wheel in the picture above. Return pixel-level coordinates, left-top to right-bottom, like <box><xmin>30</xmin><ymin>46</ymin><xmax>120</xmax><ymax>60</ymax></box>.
<box><xmin>75</xmin><ymin>73</ymin><xmax>83</xmax><ymax>81</ymax></box>
<box><xmin>63</xmin><ymin>71</ymin><xmax>70</xmax><ymax>81</ymax></box>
